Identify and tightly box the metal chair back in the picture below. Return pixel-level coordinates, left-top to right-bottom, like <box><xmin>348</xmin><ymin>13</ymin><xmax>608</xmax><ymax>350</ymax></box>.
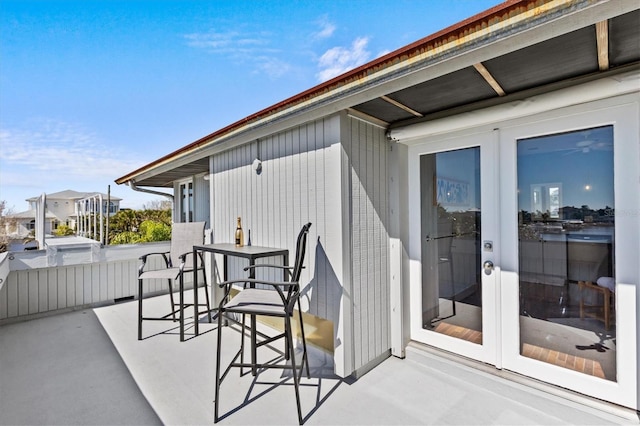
<box><xmin>290</xmin><ymin>222</ymin><xmax>312</xmax><ymax>283</ymax></box>
<box><xmin>169</xmin><ymin>222</ymin><xmax>206</xmax><ymax>269</ymax></box>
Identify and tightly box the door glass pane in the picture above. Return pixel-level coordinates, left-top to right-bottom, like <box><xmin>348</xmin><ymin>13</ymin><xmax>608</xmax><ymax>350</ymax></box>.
<box><xmin>180</xmin><ymin>182</ymin><xmax>194</xmax><ymax>223</ymax></box>
<box><xmin>517</xmin><ymin>126</ymin><xmax>615</xmax><ymax>381</ymax></box>
<box><xmin>421</xmin><ymin>147</ymin><xmax>482</xmax><ymax>344</ymax></box>
<box><xmin>188</xmin><ymin>182</ymin><xmax>194</xmax><ymax>222</ymax></box>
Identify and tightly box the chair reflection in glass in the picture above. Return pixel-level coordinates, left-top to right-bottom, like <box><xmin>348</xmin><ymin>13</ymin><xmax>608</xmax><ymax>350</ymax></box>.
<box><xmin>579</xmin><ymin>279</ymin><xmax>614</xmax><ymax>330</ymax></box>
<box><xmin>568</xmin><ymin>233</ymin><xmax>614</xmax><ymax>330</ymax></box>
<box><xmin>214</xmin><ymin>223</ymin><xmax>312</xmax><ymax>425</ymax></box>
<box><xmin>430</xmin><ymin>216</ymin><xmax>455</xmax><ymax>321</ymax></box>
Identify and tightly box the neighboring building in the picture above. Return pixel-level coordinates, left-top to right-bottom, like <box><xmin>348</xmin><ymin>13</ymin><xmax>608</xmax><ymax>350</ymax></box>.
<box><xmin>5</xmin><ymin>190</ymin><xmax>121</xmax><ymax>239</ymax></box>
<box><xmin>116</xmin><ymin>0</ymin><xmax>640</xmax><ymax>413</ymax></box>
<box><xmin>2</xmin><ymin>209</ymin><xmax>56</xmax><ymax>251</ymax></box>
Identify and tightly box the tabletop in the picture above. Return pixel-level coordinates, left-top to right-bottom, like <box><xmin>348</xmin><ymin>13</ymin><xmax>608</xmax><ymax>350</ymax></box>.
<box><xmin>193</xmin><ymin>243</ymin><xmax>288</xmax><ymax>260</ymax></box>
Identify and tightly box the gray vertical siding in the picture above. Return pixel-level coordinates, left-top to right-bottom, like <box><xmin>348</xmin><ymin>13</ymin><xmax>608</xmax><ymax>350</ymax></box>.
<box><xmin>209</xmin><ymin>113</ymin><xmax>390</xmax><ymax>375</ymax></box>
<box><xmin>211</xmin><ymin>116</ymin><xmax>343</xmax><ymax>318</ymax></box>
<box><xmin>343</xmin><ymin>115</ymin><xmax>391</xmax><ymax>371</ymax></box>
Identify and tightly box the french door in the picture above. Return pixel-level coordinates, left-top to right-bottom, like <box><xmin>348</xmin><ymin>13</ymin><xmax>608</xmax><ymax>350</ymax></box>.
<box><xmin>407</xmin><ymin>101</ymin><xmax>637</xmax><ymax>409</ymax></box>
<box><xmin>408</xmin><ymin>130</ymin><xmax>500</xmax><ymax>365</ymax></box>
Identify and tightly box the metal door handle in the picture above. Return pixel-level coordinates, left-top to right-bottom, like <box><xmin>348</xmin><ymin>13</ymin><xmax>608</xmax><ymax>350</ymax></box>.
<box><xmin>483</xmin><ymin>260</ymin><xmax>494</xmax><ymax>274</ymax></box>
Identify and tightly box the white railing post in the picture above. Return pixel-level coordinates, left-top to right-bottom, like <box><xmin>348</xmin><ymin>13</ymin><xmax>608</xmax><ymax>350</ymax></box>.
<box><xmin>35</xmin><ymin>193</ymin><xmax>46</xmax><ymax>249</ymax></box>
<box><xmin>98</xmin><ymin>194</ymin><xmax>104</xmax><ymax>244</ymax></box>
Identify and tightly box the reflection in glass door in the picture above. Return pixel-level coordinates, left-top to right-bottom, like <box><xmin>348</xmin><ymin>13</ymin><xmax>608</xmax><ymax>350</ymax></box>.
<box><xmin>421</xmin><ymin>147</ymin><xmax>482</xmax><ymax>344</ymax></box>
<box><xmin>517</xmin><ymin>126</ymin><xmax>615</xmax><ymax>381</ymax></box>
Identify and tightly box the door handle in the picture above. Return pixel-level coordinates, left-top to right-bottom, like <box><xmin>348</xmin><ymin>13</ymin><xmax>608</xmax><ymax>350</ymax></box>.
<box><xmin>483</xmin><ymin>260</ymin><xmax>494</xmax><ymax>274</ymax></box>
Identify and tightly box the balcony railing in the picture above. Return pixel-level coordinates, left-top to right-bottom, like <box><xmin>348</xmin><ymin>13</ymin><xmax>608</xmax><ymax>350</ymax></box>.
<box><xmin>0</xmin><ymin>242</ymin><xmax>173</xmax><ymax>323</ymax></box>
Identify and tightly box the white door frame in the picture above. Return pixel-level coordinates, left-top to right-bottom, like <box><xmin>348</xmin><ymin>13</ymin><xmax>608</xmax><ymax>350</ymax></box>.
<box><xmin>498</xmin><ymin>100</ymin><xmax>638</xmax><ymax>409</ymax></box>
<box><xmin>395</xmin><ymin>79</ymin><xmax>638</xmax><ymax>409</ymax></box>
<box><xmin>407</xmin><ymin>130</ymin><xmax>500</xmax><ymax>365</ymax></box>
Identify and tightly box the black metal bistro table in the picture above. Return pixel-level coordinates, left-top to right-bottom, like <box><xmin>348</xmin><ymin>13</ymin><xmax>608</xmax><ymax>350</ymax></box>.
<box><xmin>192</xmin><ymin>243</ymin><xmax>289</xmax><ymax>339</ymax></box>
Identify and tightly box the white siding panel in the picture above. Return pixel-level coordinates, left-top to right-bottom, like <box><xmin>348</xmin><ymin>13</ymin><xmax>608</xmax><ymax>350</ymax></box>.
<box><xmin>0</xmin><ymin>279</ymin><xmax>6</xmax><ymax>320</ymax></box>
<box><xmin>48</xmin><ymin>268</ymin><xmax>58</xmax><ymax>311</ymax></box>
<box><xmin>83</xmin><ymin>265</ymin><xmax>92</xmax><ymax>304</ymax></box>
<box><xmin>97</xmin><ymin>263</ymin><xmax>106</xmax><ymax>302</ymax></box>
<box><xmin>65</xmin><ymin>266</ymin><xmax>76</xmax><ymax>308</ymax></box>
<box><xmin>10</xmin><ymin>272</ymin><xmax>19</xmax><ymax>317</ymax></box>
<box><xmin>0</xmin><ymin>251</ymin><xmax>173</xmax><ymax>323</ymax></box>
<box><xmin>57</xmin><ymin>267</ymin><xmax>67</xmax><ymax>309</ymax></box>
<box><xmin>27</xmin><ymin>270</ymin><xmax>38</xmax><ymax>314</ymax></box>
<box><xmin>38</xmin><ymin>270</ymin><xmax>48</xmax><ymax>313</ymax></box>
<box><xmin>112</xmin><ymin>262</ymin><xmax>121</xmax><ymax>299</ymax></box>
<box><xmin>129</xmin><ymin>260</ymin><xmax>139</xmax><ymax>296</ymax></box>
<box><xmin>2</xmin><ymin>232</ymin><xmax>171</xmax><ymax>323</ymax></box>
<box><xmin>75</xmin><ymin>267</ymin><xmax>83</xmax><ymax>307</ymax></box>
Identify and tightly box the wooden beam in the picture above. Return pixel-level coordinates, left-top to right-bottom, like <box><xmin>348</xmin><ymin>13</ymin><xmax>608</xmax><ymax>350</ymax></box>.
<box><xmin>473</xmin><ymin>63</ymin><xmax>506</xmax><ymax>96</ymax></box>
<box><xmin>381</xmin><ymin>95</ymin><xmax>423</xmax><ymax>117</ymax></box>
<box><xmin>347</xmin><ymin>108</ymin><xmax>389</xmax><ymax>128</ymax></box>
<box><xmin>596</xmin><ymin>20</ymin><xmax>609</xmax><ymax>71</ymax></box>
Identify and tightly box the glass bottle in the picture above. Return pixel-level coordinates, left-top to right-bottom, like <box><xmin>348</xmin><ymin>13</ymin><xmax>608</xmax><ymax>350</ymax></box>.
<box><xmin>235</xmin><ymin>217</ymin><xmax>244</xmax><ymax>247</ymax></box>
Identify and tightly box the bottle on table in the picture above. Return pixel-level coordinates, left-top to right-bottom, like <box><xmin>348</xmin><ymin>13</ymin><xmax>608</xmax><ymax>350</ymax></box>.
<box><xmin>235</xmin><ymin>217</ymin><xmax>244</xmax><ymax>247</ymax></box>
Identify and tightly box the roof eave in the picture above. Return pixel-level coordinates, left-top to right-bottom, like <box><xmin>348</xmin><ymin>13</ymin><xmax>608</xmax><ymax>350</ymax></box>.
<box><xmin>115</xmin><ymin>0</ymin><xmax>623</xmax><ymax>186</ymax></box>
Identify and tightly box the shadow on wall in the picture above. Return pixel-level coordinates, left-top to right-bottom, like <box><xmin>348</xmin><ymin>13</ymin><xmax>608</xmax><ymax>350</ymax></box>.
<box><xmin>301</xmin><ymin>237</ymin><xmax>345</xmax><ymax>354</ymax></box>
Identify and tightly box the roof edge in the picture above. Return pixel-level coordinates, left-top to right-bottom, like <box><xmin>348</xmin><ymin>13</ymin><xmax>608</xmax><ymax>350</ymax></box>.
<box><xmin>115</xmin><ymin>0</ymin><xmax>583</xmax><ymax>185</ymax></box>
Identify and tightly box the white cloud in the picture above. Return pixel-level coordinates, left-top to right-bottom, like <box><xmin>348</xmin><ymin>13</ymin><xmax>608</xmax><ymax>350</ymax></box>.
<box><xmin>255</xmin><ymin>56</ymin><xmax>292</xmax><ymax>79</ymax></box>
<box><xmin>313</xmin><ymin>16</ymin><xmax>336</xmax><ymax>40</ymax></box>
<box><xmin>316</xmin><ymin>37</ymin><xmax>371</xmax><ymax>82</ymax></box>
<box><xmin>184</xmin><ymin>30</ymin><xmax>293</xmax><ymax>78</ymax></box>
<box><xmin>0</xmin><ymin>119</ymin><xmax>163</xmax><ymax>210</ymax></box>
<box><xmin>184</xmin><ymin>31</ymin><xmax>237</xmax><ymax>49</ymax></box>
<box><xmin>184</xmin><ymin>30</ymin><xmax>275</xmax><ymax>56</ymax></box>
<box><xmin>0</xmin><ymin>119</ymin><xmax>144</xmax><ymax>179</ymax></box>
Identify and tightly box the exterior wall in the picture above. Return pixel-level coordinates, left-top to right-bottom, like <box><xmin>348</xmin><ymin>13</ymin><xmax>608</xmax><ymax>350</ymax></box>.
<box><xmin>210</xmin><ymin>115</ymin><xmax>343</xmax><ymax>314</ymax></box>
<box><xmin>4</xmin><ymin>217</ymin><xmax>51</xmax><ymax>239</ymax></box>
<box><xmin>47</xmin><ymin>198</ymin><xmax>76</xmax><ymax>221</ymax></box>
<box><xmin>341</xmin><ymin>114</ymin><xmax>391</xmax><ymax>372</ymax></box>
<box><xmin>10</xmin><ymin>195</ymin><xmax>121</xmax><ymax>239</ymax></box>
<box><xmin>208</xmin><ymin>113</ymin><xmax>390</xmax><ymax>376</ymax></box>
<box><xmin>13</xmin><ymin>220</ymin><xmax>34</xmax><ymax>237</ymax></box>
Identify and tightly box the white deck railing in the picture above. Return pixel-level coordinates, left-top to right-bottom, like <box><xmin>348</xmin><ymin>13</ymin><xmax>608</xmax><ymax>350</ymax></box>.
<box><xmin>0</xmin><ymin>242</ymin><xmax>173</xmax><ymax>323</ymax></box>
<box><xmin>0</xmin><ymin>252</ymin><xmax>9</xmax><ymax>293</ymax></box>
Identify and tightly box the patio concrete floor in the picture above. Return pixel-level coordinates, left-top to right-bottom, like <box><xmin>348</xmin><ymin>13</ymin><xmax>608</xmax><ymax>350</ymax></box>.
<box><xmin>1</xmin><ymin>288</ymin><xmax>638</xmax><ymax>425</ymax></box>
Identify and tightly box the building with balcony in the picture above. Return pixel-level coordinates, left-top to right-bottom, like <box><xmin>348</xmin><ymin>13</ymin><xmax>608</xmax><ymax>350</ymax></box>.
<box><xmin>1</xmin><ymin>0</ymin><xmax>639</xmax><ymax>423</ymax></box>
<box><xmin>4</xmin><ymin>190</ymin><xmax>121</xmax><ymax>241</ymax></box>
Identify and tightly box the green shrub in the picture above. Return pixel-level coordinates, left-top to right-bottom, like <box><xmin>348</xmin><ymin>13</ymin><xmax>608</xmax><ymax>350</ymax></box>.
<box><xmin>140</xmin><ymin>220</ymin><xmax>171</xmax><ymax>242</ymax></box>
<box><xmin>54</xmin><ymin>224</ymin><xmax>75</xmax><ymax>236</ymax></box>
<box><xmin>110</xmin><ymin>231</ymin><xmax>143</xmax><ymax>245</ymax></box>
<box><xmin>108</xmin><ymin>208</ymin><xmax>172</xmax><ymax>245</ymax></box>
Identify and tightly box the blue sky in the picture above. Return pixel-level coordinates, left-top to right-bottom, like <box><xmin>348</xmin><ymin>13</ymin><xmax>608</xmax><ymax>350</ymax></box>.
<box><xmin>0</xmin><ymin>0</ymin><xmax>499</xmax><ymax>212</ymax></box>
